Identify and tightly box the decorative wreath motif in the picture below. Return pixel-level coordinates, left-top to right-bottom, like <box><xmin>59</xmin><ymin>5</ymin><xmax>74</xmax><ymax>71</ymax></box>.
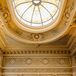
<box><xmin>13</xmin><ymin>0</ymin><xmax>60</xmax><ymax>27</ymax></box>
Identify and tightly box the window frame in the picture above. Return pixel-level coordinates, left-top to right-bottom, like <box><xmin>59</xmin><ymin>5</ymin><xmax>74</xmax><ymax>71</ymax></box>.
<box><xmin>7</xmin><ymin>0</ymin><xmax>66</xmax><ymax>33</ymax></box>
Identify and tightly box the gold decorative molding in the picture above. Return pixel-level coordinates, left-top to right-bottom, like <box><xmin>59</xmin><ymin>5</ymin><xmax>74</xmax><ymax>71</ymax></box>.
<box><xmin>0</xmin><ymin>17</ymin><xmax>6</xmax><ymax>48</ymax></box>
<box><xmin>0</xmin><ymin>0</ymin><xmax>75</xmax><ymax>44</ymax></box>
<box><xmin>2</xmin><ymin>48</ymin><xmax>70</xmax><ymax>55</ymax></box>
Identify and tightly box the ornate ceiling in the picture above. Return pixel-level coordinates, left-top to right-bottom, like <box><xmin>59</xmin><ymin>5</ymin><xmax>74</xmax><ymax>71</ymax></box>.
<box><xmin>0</xmin><ymin>0</ymin><xmax>75</xmax><ymax>44</ymax></box>
<box><xmin>0</xmin><ymin>0</ymin><xmax>76</xmax><ymax>55</ymax></box>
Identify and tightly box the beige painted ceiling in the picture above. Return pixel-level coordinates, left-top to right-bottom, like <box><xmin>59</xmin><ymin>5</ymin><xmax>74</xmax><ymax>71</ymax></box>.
<box><xmin>0</xmin><ymin>0</ymin><xmax>76</xmax><ymax>55</ymax></box>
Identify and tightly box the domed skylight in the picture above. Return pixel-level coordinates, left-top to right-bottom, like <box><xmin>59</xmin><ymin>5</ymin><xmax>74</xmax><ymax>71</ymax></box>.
<box><xmin>12</xmin><ymin>0</ymin><xmax>62</xmax><ymax>27</ymax></box>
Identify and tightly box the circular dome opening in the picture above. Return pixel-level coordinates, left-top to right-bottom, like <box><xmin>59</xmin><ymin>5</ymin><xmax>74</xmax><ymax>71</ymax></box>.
<box><xmin>12</xmin><ymin>0</ymin><xmax>61</xmax><ymax>28</ymax></box>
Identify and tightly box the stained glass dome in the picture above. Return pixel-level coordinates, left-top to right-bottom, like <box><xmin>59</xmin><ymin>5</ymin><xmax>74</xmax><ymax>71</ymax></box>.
<box><xmin>12</xmin><ymin>0</ymin><xmax>62</xmax><ymax>28</ymax></box>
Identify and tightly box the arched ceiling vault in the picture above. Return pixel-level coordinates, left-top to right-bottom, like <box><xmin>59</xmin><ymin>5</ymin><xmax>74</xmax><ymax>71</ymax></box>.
<box><xmin>0</xmin><ymin>0</ymin><xmax>76</xmax><ymax>54</ymax></box>
<box><xmin>0</xmin><ymin>0</ymin><xmax>76</xmax><ymax>44</ymax></box>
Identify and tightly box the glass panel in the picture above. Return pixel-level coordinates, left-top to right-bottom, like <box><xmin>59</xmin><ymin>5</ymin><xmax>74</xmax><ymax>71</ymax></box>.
<box><xmin>12</xmin><ymin>0</ymin><xmax>62</xmax><ymax>27</ymax></box>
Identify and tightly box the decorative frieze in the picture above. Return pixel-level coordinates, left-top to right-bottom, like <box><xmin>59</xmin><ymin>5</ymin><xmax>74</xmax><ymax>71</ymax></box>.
<box><xmin>3</xmin><ymin>49</ymin><xmax>71</xmax><ymax>55</ymax></box>
<box><xmin>2</xmin><ymin>52</ymin><xmax>72</xmax><ymax>76</ymax></box>
<box><xmin>3</xmin><ymin>57</ymin><xmax>72</xmax><ymax>67</ymax></box>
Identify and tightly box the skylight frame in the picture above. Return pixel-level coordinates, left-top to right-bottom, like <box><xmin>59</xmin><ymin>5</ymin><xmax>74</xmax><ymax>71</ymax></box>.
<box><xmin>7</xmin><ymin>0</ymin><xmax>66</xmax><ymax>33</ymax></box>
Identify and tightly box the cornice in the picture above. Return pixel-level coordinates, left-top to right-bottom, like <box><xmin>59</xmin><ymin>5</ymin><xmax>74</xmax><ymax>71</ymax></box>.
<box><xmin>2</xmin><ymin>48</ymin><xmax>70</xmax><ymax>56</ymax></box>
